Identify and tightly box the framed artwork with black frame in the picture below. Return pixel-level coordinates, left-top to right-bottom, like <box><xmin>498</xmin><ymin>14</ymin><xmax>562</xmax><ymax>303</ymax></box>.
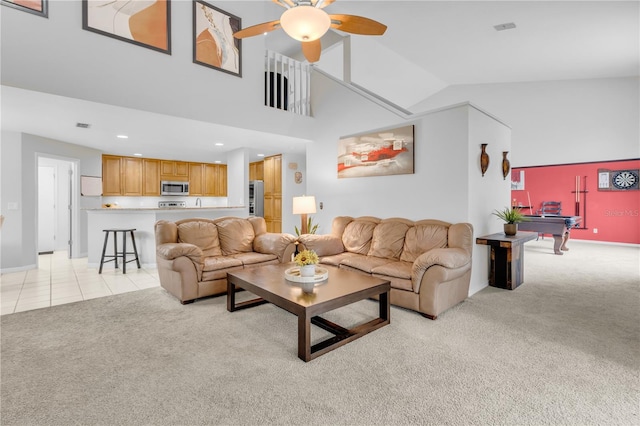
<box><xmin>2</xmin><ymin>0</ymin><xmax>48</xmax><ymax>17</ymax></box>
<box><xmin>82</xmin><ymin>0</ymin><xmax>171</xmax><ymax>55</ymax></box>
<box><xmin>193</xmin><ymin>0</ymin><xmax>242</xmax><ymax>77</ymax></box>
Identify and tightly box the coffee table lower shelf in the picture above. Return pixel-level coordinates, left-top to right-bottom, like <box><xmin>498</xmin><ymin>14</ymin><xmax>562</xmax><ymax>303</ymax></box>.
<box><xmin>227</xmin><ymin>265</ymin><xmax>390</xmax><ymax>362</ymax></box>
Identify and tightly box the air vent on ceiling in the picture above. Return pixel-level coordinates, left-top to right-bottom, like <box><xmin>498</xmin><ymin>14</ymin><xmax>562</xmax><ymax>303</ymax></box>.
<box><xmin>76</xmin><ymin>122</ymin><xmax>91</xmax><ymax>128</ymax></box>
<box><xmin>494</xmin><ymin>22</ymin><xmax>516</xmax><ymax>31</ymax></box>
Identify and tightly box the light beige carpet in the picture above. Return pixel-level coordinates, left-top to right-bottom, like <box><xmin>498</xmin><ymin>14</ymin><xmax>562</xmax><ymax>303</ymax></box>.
<box><xmin>1</xmin><ymin>239</ymin><xmax>638</xmax><ymax>425</ymax></box>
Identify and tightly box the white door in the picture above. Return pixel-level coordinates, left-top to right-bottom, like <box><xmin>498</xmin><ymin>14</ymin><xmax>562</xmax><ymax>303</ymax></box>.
<box><xmin>38</xmin><ymin>166</ymin><xmax>56</xmax><ymax>254</ymax></box>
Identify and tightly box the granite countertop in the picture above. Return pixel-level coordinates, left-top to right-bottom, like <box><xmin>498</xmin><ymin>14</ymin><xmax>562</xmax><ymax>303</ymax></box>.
<box><xmin>85</xmin><ymin>206</ymin><xmax>245</xmax><ymax>211</ymax></box>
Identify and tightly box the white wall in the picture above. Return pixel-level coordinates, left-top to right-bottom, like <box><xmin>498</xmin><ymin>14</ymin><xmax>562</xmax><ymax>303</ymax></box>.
<box><xmin>0</xmin><ymin>132</ymin><xmax>25</xmax><ymax>269</ymax></box>
<box><xmin>0</xmin><ymin>1</ymin><xmax>311</xmax><ymax>140</ymax></box>
<box><xmin>282</xmin><ymin>152</ymin><xmax>308</xmax><ymax>235</ymax></box>
<box><xmin>0</xmin><ymin>132</ymin><xmax>103</xmax><ymax>271</ymax></box>
<box><xmin>410</xmin><ymin>77</ymin><xmax>640</xmax><ymax>166</ymax></box>
<box><xmin>305</xmin><ymin>72</ymin><xmax>512</xmax><ymax>295</ymax></box>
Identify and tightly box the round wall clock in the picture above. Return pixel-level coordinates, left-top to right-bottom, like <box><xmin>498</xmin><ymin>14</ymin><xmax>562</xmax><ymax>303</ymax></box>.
<box><xmin>612</xmin><ymin>170</ymin><xmax>639</xmax><ymax>190</ymax></box>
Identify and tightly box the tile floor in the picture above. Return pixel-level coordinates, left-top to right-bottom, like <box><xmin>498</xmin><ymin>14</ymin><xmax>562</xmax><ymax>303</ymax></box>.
<box><xmin>0</xmin><ymin>251</ymin><xmax>160</xmax><ymax>315</ymax></box>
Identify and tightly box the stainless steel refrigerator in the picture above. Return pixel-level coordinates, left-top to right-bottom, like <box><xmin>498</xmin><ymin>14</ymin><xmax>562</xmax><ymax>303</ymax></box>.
<box><xmin>249</xmin><ymin>180</ymin><xmax>264</xmax><ymax>217</ymax></box>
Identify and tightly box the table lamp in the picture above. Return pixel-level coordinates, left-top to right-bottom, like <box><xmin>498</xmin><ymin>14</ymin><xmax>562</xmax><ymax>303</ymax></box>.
<box><xmin>292</xmin><ymin>195</ymin><xmax>316</xmax><ymax>234</ymax></box>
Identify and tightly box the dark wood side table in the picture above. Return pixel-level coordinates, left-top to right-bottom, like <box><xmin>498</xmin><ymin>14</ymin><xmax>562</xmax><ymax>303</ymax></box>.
<box><xmin>476</xmin><ymin>232</ymin><xmax>538</xmax><ymax>290</ymax></box>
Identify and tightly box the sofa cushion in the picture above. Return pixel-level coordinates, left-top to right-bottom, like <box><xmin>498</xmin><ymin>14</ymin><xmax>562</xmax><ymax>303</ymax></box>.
<box><xmin>230</xmin><ymin>252</ymin><xmax>279</xmax><ymax>266</ymax></box>
<box><xmin>371</xmin><ymin>260</ymin><xmax>412</xmax><ymax>280</ymax></box>
<box><xmin>217</xmin><ymin>218</ymin><xmax>255</xmax><ymax>255</ymax></box>
<box><xmin>319</xmin><ymin>252</ymin><xmax>359</xmax><ymax>267</ymax></box>
<box><xmin>368</xmin><ymin>221</ymin><xmax>409</xmax><ymax>259</ymax></box>
<box><xmin>340</xmin><ymin>254</ymin><xmax>393</xmax><ymax>274</ymax></box>
<box><xmin>342</xmin><ymin>220</ymin><xmax>377</xmax><ymax>254</ymax></box>
<box><xmin>202</xmin><ymin>256</ymin><xmax>243</xmax><ymax>272</ymax></box>
<box><xmin>400</xmin><ymin>224</ymin><xmax>448</xmax><ymax>263</ymax></box>
<box><xmin>177</xmin><ymin>221</ymin><xmax>222</xmax><ymax>258</ymax></box>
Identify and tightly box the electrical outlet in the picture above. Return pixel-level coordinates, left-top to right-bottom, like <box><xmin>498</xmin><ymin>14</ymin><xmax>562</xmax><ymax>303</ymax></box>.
<box><xmin>593</xmin><ymin>228</ymin><xmax>598</xmax><ymax>234</ymax></box>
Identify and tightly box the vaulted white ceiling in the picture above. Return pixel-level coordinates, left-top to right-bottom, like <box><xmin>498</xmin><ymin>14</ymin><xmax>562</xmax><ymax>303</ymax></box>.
<box><xmin>2</xmin><ymin>0</ymin><xmax>638</xmax><ymax>162</ymax></box>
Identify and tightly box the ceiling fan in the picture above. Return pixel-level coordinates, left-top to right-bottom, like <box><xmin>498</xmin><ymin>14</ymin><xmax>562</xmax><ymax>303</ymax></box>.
<box><xmin>233</xmin><ymin>0</ymin><xmax>387</xmax><ymax>63</ymax></box>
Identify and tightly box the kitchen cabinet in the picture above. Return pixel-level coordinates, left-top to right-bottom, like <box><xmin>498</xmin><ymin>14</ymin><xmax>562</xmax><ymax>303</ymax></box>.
<box><xmin>204</xmin><ymin>164</ymin><xmax>227</xmax><ymax>196</ymax></box>
<box><xmin>143</xmin><ymin>159</ymin><xmax>160</xmax><ymax>196</ymax></box>
<box><xmin>103</xmin><ymin>156</ymin><xmax>225</xmax><ymax>197</ymax></box>
<box><xmin>122</xmin><ymin>157</ymin><xmax>143</xmax><ymax>196</ymax></box>
<box><xmin>264</xmin><ymin>155</ymin><xmax>282</xmax><ymax>232</ymax></box>
<box><xmin>249</xmin><ymin>161</ymin><xmax>264</xmax><ymax>181</ymax></box>
<box><xmin>102</xmin><ymin>155</ymin><xmax>145</xmax><ymax>196</ymax></box>
<box><xmin>102</xmin><ymin>155</ymin><xmax>123</xmax><ymax>196</ymax></box>
<box><xmin>160</xmin><ymin>160</ymin><xmax>189</xmax><ymax>181</ymax></box>
<box><xmin>216</xmin><ymin>164</ymin><xmax>227</xmax><ymax>196</ymax></box>
<box><xmin>189</xmin><ymin>163</ymin><xmax>204</xmax><ymax>196</ymax></box>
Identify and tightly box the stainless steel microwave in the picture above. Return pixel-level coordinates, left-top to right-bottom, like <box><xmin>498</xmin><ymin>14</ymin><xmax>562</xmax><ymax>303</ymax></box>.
<box><xmin>161</xmin><ymin>181</ymin><xmax>189</xmax><ymax>196</ymax></box>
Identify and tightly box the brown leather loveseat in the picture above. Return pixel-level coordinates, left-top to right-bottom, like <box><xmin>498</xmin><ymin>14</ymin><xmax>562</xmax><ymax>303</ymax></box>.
<box><xmin>155</xmin><ymin>216</ymin><xmax>297</xmax><ymax>304</ymax></box>
<box><xmin>298</xmin><ymin>216</ymin><xmax>474</xmax><ymax>319</ymax></box>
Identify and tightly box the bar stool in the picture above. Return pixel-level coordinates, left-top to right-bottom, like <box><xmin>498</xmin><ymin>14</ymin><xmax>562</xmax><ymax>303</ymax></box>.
<box><xmin>99</xmin><ymin>229</ymin><xmax>141</xmax><ymax>274</ymax></box>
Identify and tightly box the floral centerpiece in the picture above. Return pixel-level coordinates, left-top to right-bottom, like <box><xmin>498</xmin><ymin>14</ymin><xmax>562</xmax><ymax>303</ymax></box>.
<box><xmin>294</xmin><ymin>249</ymin><xmax>319</xmax><ymax>277</ymax></box>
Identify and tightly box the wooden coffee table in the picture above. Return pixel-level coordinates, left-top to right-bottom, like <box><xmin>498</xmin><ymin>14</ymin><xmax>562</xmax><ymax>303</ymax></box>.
<box><xmin>227</xmin><ymin>263</ymin><xmax>391</xmax><ymax>362</ymax></box>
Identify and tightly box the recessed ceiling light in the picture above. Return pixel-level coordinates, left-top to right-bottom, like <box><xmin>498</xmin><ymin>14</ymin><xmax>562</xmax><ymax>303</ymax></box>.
<box><xmin>133</xmin><ymin>153</ymin><xmax>142</xmax><ymax>157</ymax></box>
<box><xmin>214</xmin><ymin>160</ymin><xmax>221</xmax><ymax>164</ymax></box>
<box><xmin>76</xmin><ymin>122</ymin><xmax>90</xmax><ymax>128</ymax></box>
<box><xmin>257</xmin><ymin>154</ymin><xmax>265</xmax><ymax>157</ymax></box>
<box><xmin>215</xmin><ymin>142</ymin><xmax>224</xmax><ymax>146</ymax></box>
<box><xmin>117</xmin><ymin>135</ymin><xmax>129</xmax><ymax>139</ymax></box>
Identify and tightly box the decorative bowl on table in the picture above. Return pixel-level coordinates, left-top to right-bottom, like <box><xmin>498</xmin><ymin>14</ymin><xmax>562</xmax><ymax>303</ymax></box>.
<box><xmin>284</xmin><ymin>266</ymin><xmax>329</xmax><ymax>293</ymax></box>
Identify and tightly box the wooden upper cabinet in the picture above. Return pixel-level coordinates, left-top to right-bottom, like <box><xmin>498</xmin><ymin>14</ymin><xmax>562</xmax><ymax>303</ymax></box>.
<box><xmin>143</xmin><ymin>159</ymin><xmax>160</xmax><ymax>196</ymax></box>
<box><xmin>189</xmin><ymin>163</ymin><xmax>204</xmax><ymax>196</ymax></box>
<box><xmin>160</xmin><ymin>160</ymin><xmax>189</xmax><ymax>181</ymax></box>
<box><xmin>102</xmin><ymin>156</ymin><xmax>225</xmax><ymax>197</ymax></box>
<box><xmin>102</xmin><ymin>155</ymin><xmax>122</xmax><ymax>196</ymax></box>
<box><xmin>203</xmin><ymin>164</ymin><xmax>217</xmax><ymax>196</ymax></box>
<box><xmin>122</xmin><ymin>157</ymin><xmax>143</xmax><ymax>196</ymax></box>
<box><xmin>217</xmin><ymin>164</ymin><xmax>227</xmax><ymax>196</ymax></box>
<box><xmin>249</xmin><ymin>161</ymin><xmax>264</xmax><ymax>181</ymax></box>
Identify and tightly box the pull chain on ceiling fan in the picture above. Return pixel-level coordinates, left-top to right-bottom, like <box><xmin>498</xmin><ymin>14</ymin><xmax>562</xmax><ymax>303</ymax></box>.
<box><xmin>233</xmin><ymin>0</ymin><xmax>387</xmax><ymax>63</ymax></box>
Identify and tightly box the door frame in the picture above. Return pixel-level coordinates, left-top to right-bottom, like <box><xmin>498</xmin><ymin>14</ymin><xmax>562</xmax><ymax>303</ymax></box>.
<box><xmin>35</xmin><ymin>154</ymin><xmax>80</xmax><ymax>262</ymax></box>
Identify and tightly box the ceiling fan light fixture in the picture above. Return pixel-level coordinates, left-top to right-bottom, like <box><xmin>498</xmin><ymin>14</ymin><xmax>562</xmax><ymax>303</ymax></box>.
<box><xmin>280</xmin><ymin>5</ymin><xmax>330</xmax><ymax>41</ymax></box>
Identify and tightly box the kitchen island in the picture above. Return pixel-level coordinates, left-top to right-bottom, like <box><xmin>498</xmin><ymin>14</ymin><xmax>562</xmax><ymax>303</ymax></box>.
<box><xmin>86</xmin><ymin>206</ymin><xmax>247</xmax><ymax>268</ymax></box>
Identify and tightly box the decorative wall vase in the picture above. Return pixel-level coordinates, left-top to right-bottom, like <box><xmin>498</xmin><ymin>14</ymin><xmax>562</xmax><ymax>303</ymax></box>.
<box><xmin>480</xmin><ymin>144</ymin><xmax>490</xmax><ymax>176</ymax></box>
<box><xmin>504</xmin><ymin>223</ymin><xmax>518</xmax><ymax>236</ymax></box>
<box><xmin>502</xmin><ymin>151</ymin><xmax>511</xmax><ymax>180</ymax></box>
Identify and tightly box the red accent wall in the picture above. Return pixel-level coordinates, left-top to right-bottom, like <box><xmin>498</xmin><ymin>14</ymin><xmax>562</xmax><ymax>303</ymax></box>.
<box><xmin>511</xmin><ymin>159</ymin><xmax>640</xmax><ymax>244</ymax></box>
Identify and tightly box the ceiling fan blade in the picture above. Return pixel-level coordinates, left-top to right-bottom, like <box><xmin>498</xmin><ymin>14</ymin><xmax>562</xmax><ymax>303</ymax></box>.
<box><xmin>313</xmin><ymin>0</ymin><xmax>336</xmax><ymax>8</ymax></box>
<box><xmin>330</xmin><ymin>14</ymin><xmax>387</xmax><ymax>35</ymax></box>
<box><xmin>233</xmin><ymin>20</ymin><xmax>281</xmax><ymax>39</ymax></box>
<box><xmin>302</xmin><ymin>39</ymin><xmax>322</xmax><ymax>63</ymax></box>
<box><xmin>272</xmin><ymin>0</ymin><xmax>295</xmax><ymax>8</ymax></box>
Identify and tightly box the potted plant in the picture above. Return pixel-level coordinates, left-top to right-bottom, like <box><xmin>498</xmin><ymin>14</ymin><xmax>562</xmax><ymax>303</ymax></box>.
<box><xmin>492</xmin><ymin>207</ymin><xmax>529</xmax><ymax>236</ymax></box>
<box><xmin>294</xmin><ymin>249</ymin><xmax>319</xmax><ymax>277</ymax></box>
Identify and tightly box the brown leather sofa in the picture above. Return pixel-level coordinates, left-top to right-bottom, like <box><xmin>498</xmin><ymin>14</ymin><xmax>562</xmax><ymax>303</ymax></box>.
<box><xmin>298</xmin><ymin>216</ymin><xmax>473</xmax><ymax>319</ymax></box>
<box><xmin>155</xmin><ymin>216</ymin><xmax>297</xmax><ymax>304</ymax></box>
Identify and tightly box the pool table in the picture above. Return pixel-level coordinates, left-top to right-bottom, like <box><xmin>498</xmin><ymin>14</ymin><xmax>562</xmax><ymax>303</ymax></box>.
<box><xmin>519</xmin><ymin>215</ymin><xmax>583</xmax><ymax>255</ymax></box>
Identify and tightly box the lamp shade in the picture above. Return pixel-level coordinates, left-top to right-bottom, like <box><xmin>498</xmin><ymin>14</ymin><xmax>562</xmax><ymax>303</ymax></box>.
<box><xmin>280</xmin><ymin>6</ymin><xmax>331</xmax><ymax>42</ymax></box>
<box><xmin>292</xmin><ymin>195</ymin><xmax>317</xmax><ymax>215</ymax></box>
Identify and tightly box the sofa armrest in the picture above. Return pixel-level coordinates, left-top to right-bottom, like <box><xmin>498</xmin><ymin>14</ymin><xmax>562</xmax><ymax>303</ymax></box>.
<box><xmin>412</xmin><ymin>248</ymin><xmax>471</xmax><ymax>291</ymax></box>
<box><xmin>297</xmin><ymin>234</ymin><xmax>345</xmax><ymax>257</ymax></box>
<box><xmin>254</xmin><ymin>233</ymin><xmax>297</xmax><ymax>262</ymax></box>
<box><xmin>156</xmin><ymin>243</ymin><xmax>203</xmax><ymax>264</ymax></box>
